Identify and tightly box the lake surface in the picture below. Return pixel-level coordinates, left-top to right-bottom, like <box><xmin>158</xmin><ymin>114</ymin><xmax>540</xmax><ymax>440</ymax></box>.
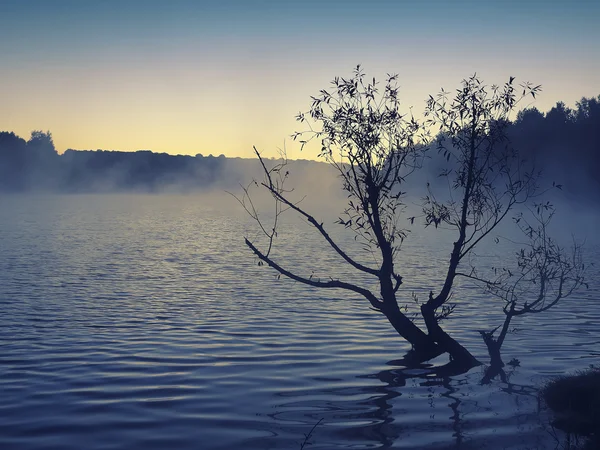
<box><xmin>1</xmin><ymin>194</ymin><xmax>599</xmax><ymax>449</ymax></box>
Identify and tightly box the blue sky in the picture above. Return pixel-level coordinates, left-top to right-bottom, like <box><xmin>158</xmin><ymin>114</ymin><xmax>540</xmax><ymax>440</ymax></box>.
<box><xmin>0</xmin><ymin>0</ymin><xmax>598</xmax><ymax>158</ymax></box>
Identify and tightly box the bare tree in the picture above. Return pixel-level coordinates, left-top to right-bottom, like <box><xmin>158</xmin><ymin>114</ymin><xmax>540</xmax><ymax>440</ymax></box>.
<box><xmin>236</xmin><ymin>66</ymin><xmax>585</xmax><ymax>371</ymax></box>
<box><xmin>476</xmin><ymin>203</ymin><xmax>586</xmax><ymax>369</ymax></box>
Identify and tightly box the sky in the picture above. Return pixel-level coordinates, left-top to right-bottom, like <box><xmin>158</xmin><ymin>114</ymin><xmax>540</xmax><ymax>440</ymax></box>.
<box><xmin>0</xmin><ymin>0</ymin><xmax>598</xmax><ymax>160</ymax></box>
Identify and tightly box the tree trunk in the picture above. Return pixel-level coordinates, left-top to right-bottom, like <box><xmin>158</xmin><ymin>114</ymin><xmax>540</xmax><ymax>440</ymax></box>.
<box><xmin>483</xmin><ymin>338</ymin><xmax>504</xmax><ymax>368</ymax></box>
<box><xmin>380</xmin><ymin>302</ymin><xmax>442</xmax><ymax>361</ymax></box>
<box><xmin>481</xmin><ymin>311</ymin><xmax>513</xmax><ymax>369</ymax></box>
<box><xmin>421</xmin><ymin>303</ymin><xmax>481</xmax><ymax>368</ymax></box>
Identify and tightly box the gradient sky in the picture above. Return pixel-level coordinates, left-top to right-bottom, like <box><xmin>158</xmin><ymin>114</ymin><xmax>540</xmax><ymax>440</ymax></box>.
<box><xmin>0</xmin><ymin>0</ymin><xmax>598</xmax><ymax>159</ymax></box>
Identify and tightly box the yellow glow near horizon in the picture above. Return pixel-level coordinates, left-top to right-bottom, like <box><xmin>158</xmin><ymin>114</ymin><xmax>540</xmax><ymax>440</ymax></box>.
<box><xmin>1</xmin><ymin>1</ymin><xmax>598</xmax><ymax>160</ymax></box>
<box><xmin>1</xmin><ymin>39</ymin><xmax>598</xmax><ymax>161</ymax></box>
<box><xmin>2</xmin><ymin>80</ymin><xmax>595</xmax><ymax>162</ymax></box>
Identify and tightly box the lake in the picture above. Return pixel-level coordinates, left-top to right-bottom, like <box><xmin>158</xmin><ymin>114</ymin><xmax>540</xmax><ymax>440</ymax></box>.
<box><xmin>1</xmin><ymin>194</ymin><xmax>599</xmax><ymax>449</ymax></box>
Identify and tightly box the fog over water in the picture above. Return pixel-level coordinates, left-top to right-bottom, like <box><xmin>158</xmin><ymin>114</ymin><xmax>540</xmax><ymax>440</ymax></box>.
<box><xmin>1</xmin><ymin>95</ymin><xmax>600</xmax><ymax>202</ymax></box>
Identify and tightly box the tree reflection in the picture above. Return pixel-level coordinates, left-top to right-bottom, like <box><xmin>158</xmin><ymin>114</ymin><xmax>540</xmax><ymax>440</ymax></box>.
<box><xmin>356</xmin><ymin>360</ymin><xmax>552</xmax><ymax>449</ymax></box>
<box><xmin>261</xmin><ymin>358</ymin><xmax>584</xmax><ymax>449</ymax></box>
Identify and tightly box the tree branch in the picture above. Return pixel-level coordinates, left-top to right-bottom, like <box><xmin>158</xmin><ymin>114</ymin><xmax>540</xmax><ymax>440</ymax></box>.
<box><xmin>253</xmin><ymin>149</ymin><xmax>380</xmax><ymax>277</ymax></box>
<box><xmin>245</xmin><ymin>238</ymin><xmax>383</xmax><ymax>310</ymax></box>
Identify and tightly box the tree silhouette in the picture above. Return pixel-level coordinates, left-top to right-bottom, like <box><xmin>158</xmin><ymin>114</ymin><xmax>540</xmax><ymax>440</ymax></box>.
<box><xmin>27</xmin><ymin>130</ymin><xmax>56</xmax><ymax>157</ymax></box>
<box><xmin>476</xmin><ymin>203</ymin><xmax>585</xmax><ymax>368</ymax></box>
<box><xmin>238</xmin><ymin>67</ymin><xmax>586</xmax><ymax>372</ymax></box>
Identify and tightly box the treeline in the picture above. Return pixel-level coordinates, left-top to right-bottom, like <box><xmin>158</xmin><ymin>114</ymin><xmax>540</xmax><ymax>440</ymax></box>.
<box><xmin>426</xmin><ymin>96</ymin><xmax>600</xmax><ymax>203</ymax></box>
<box><xmin>60</xmin><ymin>149</ymin><xmax>226</xmax><ymax>192</ymax></box>
<box><xmin>510</xmin><ymin>96</ymin><xmax>600</xmax><ymax>200</ymax></box>
<box><xmin>0</xmin><ymin>131</ymin><xmax>59</xmax><ymax>191</ymax></box>
<box><xmin>0</xmin><ymin>131</ymin><xmax>229</xmax><ymax>192</ymax></box>
<box><xmin>0</xmin><ymin>95</ymin><xmax>598</xmax><ymax>198</ymax></box>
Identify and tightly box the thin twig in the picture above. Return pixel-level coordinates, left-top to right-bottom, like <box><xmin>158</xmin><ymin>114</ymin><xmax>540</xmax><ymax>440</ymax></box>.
<box><xmin>299</xmin><ymin>418</ymin><xmax>324</xmax><ymax>450</ymax></box>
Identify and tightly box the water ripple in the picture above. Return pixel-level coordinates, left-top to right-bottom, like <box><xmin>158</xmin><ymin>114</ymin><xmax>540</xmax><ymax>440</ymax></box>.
<box><xmin>0</xmin><ymin>194</ymin><xmax>598</xmax><ymax>449</ymax></box>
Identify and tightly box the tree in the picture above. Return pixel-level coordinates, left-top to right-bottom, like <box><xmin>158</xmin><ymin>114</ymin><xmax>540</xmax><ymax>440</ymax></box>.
<box><xmin>27</xmin><ymin>130</ymin><xmax>57</xmax><ymax>159</ymax></box>
<box><xmin>237</xmin><ymin>66</ymin><xmax>585</xmax><ymax>372</ymax></box>
<box><xmin>477</xmin><ymin>203</ymin><xmax>586</xmax><ymax>370</ymax></box>
<box><xmin>0</xmin><ymin>131</ymin><xmax>29</xmax><ymax>190</ymax></box>
<box><xmin>418</xmin><ymin>75</ymin><xmax>582</xmax><ymax>368</ymax></box>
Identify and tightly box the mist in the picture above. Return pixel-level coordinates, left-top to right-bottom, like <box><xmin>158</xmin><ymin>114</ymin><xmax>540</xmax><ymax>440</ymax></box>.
<box><xmin>1</xmin><ymin>94</ymin><xmax>599</xmax><ymax>244</ymax></box>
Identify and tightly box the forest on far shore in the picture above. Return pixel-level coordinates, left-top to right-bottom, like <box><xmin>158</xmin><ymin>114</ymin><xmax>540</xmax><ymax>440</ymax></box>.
<box><xmin>0</xmin><ymin>96</ymin><xmax>599</xmax><ymax>203</ymax></box>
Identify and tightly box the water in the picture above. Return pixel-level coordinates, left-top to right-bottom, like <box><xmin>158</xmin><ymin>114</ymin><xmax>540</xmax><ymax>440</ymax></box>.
<box><xmin>1</xmin><ymin>194</ymin><xmax>599</xmax><ymax>449</ymax></box>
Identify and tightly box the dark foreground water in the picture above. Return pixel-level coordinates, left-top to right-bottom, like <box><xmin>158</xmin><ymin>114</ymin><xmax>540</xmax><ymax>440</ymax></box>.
<box><xmin>1</xmin><ymin>194</ymin><xmax>599</xmax><ymax>450</ymax></box>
